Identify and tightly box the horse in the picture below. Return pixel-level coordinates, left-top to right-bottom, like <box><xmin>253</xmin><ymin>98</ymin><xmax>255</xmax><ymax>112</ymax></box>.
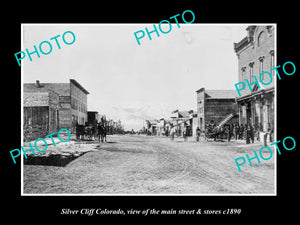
<box><xmin>84</xmin><ymin>125</ymin><xmax>97</xmax><ymax>140</ymax></box>
<box><xmin>76</xmin><ymin>124</ymin><xmax>85</xmax><ymax>140</ymax></box>
<box><xmin>76</xmin><ymin>122</ymin><xmax>97</xmax><ymax>141</ymax></box>
<box><xmin>97</xmin><ymin>122</ymin><xmax>107</xmax><ymax>143</ymax></box>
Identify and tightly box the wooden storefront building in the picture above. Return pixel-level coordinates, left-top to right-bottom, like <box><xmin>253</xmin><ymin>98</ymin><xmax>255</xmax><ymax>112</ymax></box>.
<box><xmin>23</xmin><ymin>87</ymin><xmax>59</xmax><ymax>141</ymax></box>
<box><xmin>196</xmin><ymin>88</ymin><xmax>238</xmax><ymax>132</ymax></box>
<box><xmin>23</xmin><ymin>79</ymin><xmax>89</xmax><ymax>140</ymax></box>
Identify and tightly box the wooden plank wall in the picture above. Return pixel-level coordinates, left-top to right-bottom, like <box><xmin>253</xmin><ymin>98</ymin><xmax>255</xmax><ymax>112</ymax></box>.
<box><xmin>205</xmin><ymin>99</ymin><xmax>238</xmax><ymax>125</ymax></box>
<box><xmin>23</xmin><ymin>106</ymin><xmax>49</xmax><ymax>142</ymax></box>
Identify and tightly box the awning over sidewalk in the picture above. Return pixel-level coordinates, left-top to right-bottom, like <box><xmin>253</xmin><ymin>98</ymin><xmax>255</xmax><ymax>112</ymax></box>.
<box><xmin>236</xmin><ymin>86</ymin><xmax>274</xmax><ymax>103</ymax></box>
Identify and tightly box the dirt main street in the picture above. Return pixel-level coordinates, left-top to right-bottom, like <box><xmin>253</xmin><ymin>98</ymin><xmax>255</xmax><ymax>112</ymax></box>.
<box><xmin>23</xmin><ymin>135</ymin><xmax>275</xmax><ymax>195</ymax></box>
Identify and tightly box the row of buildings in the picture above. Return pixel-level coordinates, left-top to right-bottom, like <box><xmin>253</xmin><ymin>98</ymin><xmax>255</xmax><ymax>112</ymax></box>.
<box><xmin>23</xmin><ymin>79</ymin><xmax>123</xmax><ymax>141</ymax></box>
<box><xmin>145</xmin><ymin>89</ymin><xmax>239</xmax><ymax>138</ymax></box>
<box><xmin>23</xmin><ymin>26</ymin><xmax>275</xmax><ymax>143</ymax></box>
<box><xmin>145</xmin><ymin>25</ymin><xmax>275</xmax><ymax>142</ymax></box>
<box><xmin>145</xmin><ymin>110</ymin><xmax>196</xmax><ymax>137</ymax></box>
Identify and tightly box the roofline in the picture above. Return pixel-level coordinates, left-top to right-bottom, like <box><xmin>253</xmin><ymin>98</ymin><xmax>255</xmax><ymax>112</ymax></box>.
<box><xmin>196</xmin><ymin>88</ymin><xmax>237</xmax><ymax>98</ymax></box>
<box><xmin>233</xmin><ymin>36</ymin><xmax>249</xmax><ymax>53</ymax></box>
<box><xmin>196</xmin><ymin>87</ymin><xmax>205</xmax><ymax>93</ymax></box>
<box><xmin>236</xmin><ymin>86</ymin><xmax>274</xmax><ymax>102</ymax></box>
<box><xmin>70</xmin><ymin>79</ymin><xmax>89</xmax><ymax>95</ymax></box>
<box><xmin>206</xmin><ymin>97</ymin><xmax>237</xmax><ymax>100</ymax></box>
<box><xmin>87</xmin><ymin>111</ymin><xmax>99</xmax><ymax>113</ymax></box>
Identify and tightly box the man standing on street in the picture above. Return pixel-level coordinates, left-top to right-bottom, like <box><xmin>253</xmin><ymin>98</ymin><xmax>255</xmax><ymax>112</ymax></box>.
<box><xmin>183</xmin><ymin>123</ymin><xmax>188</xmax><ymax>142</ymax></box>
<box><xmin>170</xmin><ymin>125</ymin><xmax>176</xmax><ymax>141</ymax></box>
<box><xmin>196</xmin><ymin>126</ymin><xmax>201</xmax><ymax>142</ymax></box>
<box><xmin>234</xmin><ymin>123</ymin><xmax>239</xmax><ymax>140</ymax></box>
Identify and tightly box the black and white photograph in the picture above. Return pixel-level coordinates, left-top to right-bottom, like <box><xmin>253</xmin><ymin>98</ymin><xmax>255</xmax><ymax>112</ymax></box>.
<box><xmin>21</xmin><ymin>23</ymin><xmax>276</xmax><ymax>195</ymax></box>
<box><xmin>3</xmin><ymin>3</ymin><xmax>299</xmax><ymax>221</ymax></box>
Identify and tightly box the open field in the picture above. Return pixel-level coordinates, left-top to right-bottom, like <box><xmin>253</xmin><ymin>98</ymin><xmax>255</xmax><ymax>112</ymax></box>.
<box><xmin>23</xmin><ymin>135</ymin><xmax>275</xmax><ymax>195</ymax></box>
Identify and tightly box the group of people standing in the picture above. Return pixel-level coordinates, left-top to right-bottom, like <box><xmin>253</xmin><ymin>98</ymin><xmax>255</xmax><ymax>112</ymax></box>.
<box><xmin>169</xmin><ymin>123</ymin><xmax>191</xmax><ymax>142</ymax></box>
<box><xmin>224</xmin><ymin>123</ymin><xmax>256</xmax><ymax>144</ymax></box>
<box><xmin>169</xmin><ymin>121</ymin><xmax>274</xmax><ymax>146</ymax></box>
<box><xmin>225</xmin><ymin>123</ymin><xmax>273</xmax><ymax>145</ymax></box>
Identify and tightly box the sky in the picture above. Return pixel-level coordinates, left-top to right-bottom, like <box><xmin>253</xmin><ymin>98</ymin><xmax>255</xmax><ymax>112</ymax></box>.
<box><xmin>22</xmin><ymin>24</ymin><xmax>248</xmax><ymax>131</ymax></box>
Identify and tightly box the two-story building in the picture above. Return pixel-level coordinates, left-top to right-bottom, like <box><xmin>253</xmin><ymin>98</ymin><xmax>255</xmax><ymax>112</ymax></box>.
<box><xmin>24</xmin><ymin>79</ymin><xmax>89</xmax><ymax>136</ymax></box>
<box><xmin>233</xmin><ymin>25</ymin><xmax>275</xmax><ymax>140</ymax></box>
<box><xmin>23</xmin><ymin>86</ymin><xmax>60</xmax><ymax>141</ymax></box>
<box><xmin>196</xmin><ymin>88</ymin><xmax>238</xmax><ymax>131</ymax></box>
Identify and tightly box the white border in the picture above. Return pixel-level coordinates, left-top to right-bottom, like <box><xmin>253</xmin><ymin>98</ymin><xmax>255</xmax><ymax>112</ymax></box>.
<box><xmin>21</xmin><ymin>23</ymin><xmax>277</xmax><ymax>196</ymax></box>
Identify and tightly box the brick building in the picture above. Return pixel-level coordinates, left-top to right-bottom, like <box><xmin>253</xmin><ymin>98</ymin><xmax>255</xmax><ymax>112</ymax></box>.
<box><xmin>196</xmin><ymin>88</ymin><xmax>238</xmax><ymax>131</ymax></box>
<box><xmin>24</xmin><ymin>79</ymin><xmax>89</xmax><ymax>135</ymax></box>
<box><xmin>233</xmin><ymin>25</ymin><xmax>275</xmax><ymax>138</ymax></box>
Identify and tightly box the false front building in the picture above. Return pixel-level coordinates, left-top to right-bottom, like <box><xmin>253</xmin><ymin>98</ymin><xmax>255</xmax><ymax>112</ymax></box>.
<box><xmin>233</xmin><ymin>25</ymin><xmax>275</xmax><ymax>139</ymax></box>
<box><xmin>196</xmin><ymin>88</ymin><xmax>238</xmax><ymax>132</ymax></box>
<box><xmin>24</xmin><ymin>79</ymin><xmax>89</xmax><ymax>140</ymax></box>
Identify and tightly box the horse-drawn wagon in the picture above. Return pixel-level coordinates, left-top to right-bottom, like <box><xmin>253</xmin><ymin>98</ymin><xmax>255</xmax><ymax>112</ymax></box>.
<box><xmin>204</xmin><ymin>113</ymin><xmax>237</xmax><ymax>141</ymax></box>
<box><xmin>75</xmin><ymin>122</ymin><xmax>107</xmax><ymax>142</ymax></box>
